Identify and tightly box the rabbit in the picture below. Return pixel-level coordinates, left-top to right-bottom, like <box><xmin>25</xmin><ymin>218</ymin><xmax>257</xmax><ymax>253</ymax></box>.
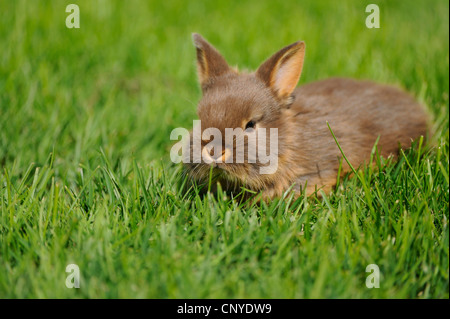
<box><xmin>183</xmin><ymin>33</ymin><xmax>429</xmax><ymax>200</ymax></box>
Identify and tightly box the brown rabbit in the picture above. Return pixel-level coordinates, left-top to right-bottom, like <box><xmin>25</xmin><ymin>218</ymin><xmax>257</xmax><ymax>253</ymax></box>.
<box><xmin>183</xmin><ymin>33</ymin><xmax>429</xmax><ymax>199</ymax></box>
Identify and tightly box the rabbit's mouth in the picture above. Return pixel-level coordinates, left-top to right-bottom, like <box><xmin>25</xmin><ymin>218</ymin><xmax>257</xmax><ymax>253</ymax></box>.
<box><xmin>197</xmin><ymin>162</ymin><xmax>242</xmax><ymax>183</ymax></box>
<box><xmin>214</xmin><ymin>163</ymin><xmax>262</xmax><ymax>188</ymax></box>
<box><xmin>187</xmin><ymin>160</ymin><xmax>268</xmax><ymax>193</ymax></box>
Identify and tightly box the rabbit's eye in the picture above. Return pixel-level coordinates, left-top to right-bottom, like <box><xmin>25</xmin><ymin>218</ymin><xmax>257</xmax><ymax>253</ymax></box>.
<box><xmin>245</xmin><ymin>120</ymin><xmax>256</xmax><ymax>130</ymax></box>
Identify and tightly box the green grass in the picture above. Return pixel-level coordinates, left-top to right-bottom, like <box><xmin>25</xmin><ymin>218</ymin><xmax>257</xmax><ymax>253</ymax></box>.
<box><xmin>0</xmin><ymin>0</ymin><xmax>448</xmax><ymax>298</ymax></box>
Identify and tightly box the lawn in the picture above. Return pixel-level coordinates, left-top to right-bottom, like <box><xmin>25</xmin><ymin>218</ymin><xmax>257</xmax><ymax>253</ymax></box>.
<box><xmin>0</xmin><ymin>0</ymin><xmax>448</xmax><ymax>298</ymax></box>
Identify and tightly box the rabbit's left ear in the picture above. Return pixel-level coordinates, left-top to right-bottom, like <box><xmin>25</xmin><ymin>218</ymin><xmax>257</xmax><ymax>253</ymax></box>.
<box><xmin>192</xmin><ymin>33</ymin><xmax>232</xmax><ymax>91</ymax></box>
<box><xmin>256</xmin><ymin>41</ymin><xmax>305</xmax><ymax>100</ymax></box>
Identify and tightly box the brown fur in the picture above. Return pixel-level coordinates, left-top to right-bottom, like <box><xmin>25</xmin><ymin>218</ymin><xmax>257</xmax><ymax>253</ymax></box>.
<box><xmin>185</xmin><ymin>34</ymin><xmax>429</xmax><ymax>199</ymax></box>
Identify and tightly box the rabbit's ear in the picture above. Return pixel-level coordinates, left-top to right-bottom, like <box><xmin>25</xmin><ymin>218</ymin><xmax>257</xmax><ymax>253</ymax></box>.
<box><xmin>256</xmin><ymin>41</ymin><xmax>305</xmax><ymax>100</ymax></box>
<box><xmin>192</xmin><ymin>33</ymin><xmax>232</xmax><ymax>90</ymax></box>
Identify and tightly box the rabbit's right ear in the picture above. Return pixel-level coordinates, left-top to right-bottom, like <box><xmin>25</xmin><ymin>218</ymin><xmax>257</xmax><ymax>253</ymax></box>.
<box><xmin>192</xmin><ymin>33</ymin><xmax>232</xmax><ymax>91</ymax></box>
<box><xmin>256</xmin><ymin>41</ymin><xmax>305</xmax><ymax>102</ymax></box>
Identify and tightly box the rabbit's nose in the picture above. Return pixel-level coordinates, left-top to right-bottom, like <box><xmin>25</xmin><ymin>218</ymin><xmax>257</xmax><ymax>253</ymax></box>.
<box><xmin>211</xmin><ymin>148</ymin><xmax>225</xmax><ymax>160</ymax></box>
<box><xmin>202</xmin><ymin>147</ymin><xmax>230</xmax><ymax>165</ymax></box>
<box><xmin>201</xmin><ymin>146</ymin><xmax>215</xmax><ymax>164</ymax></box>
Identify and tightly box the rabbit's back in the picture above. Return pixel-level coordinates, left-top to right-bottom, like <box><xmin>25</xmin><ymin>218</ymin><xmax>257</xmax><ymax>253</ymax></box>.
<box><xmin>287</xmin><ymin>78</ymin><xmax>429</xmax><ymax>192</ymax></box>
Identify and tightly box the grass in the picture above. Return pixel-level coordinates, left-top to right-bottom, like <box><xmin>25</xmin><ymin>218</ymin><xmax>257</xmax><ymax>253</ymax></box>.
<box><xmin>0</xmin><ymin>0</ymin><xmax>448</xmax><ymax>298</ymax></box>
